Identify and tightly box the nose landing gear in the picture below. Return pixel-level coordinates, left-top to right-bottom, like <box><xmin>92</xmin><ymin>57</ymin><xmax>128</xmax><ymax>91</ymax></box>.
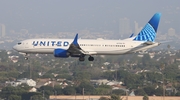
<box><xmin>25</xmin><ymin>57</ymin><xmax>28</xmax><ymax>60</ymax></box>
<box><xmin>24</xmin><ymin>53</ymin><xmax>28</xmax><ymax>60</ymax></box>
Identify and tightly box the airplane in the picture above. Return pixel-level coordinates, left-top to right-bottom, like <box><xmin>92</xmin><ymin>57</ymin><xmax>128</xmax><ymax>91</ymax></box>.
<box><xmin>13</xmin><ymin>13</ymin><xmax>161</xmax><ymax>61</ymax></box>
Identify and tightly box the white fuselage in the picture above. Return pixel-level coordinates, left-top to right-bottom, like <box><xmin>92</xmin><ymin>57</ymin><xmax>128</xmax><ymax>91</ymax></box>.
<box><xmin>13</xmin><ymin>38</ymin><xmax>159</xmax><ymax>55</ymax></box>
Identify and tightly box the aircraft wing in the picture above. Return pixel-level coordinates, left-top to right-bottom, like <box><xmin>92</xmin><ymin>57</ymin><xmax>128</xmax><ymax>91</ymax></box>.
<box><xmin>67</xmin><ymin>34</ymin><xmax>92</xmax><ymax>56</ymax></box>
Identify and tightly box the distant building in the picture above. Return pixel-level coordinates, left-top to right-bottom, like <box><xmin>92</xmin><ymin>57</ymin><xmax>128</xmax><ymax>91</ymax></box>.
<box><xmin>119</xmin><ymin>18</ymin><xmax>130</xmax><ymax>38</ymax></box>
<box><xmin>0</xmin><ymin>24</ymin><xmax>6</xmax><ymax>37</ymax></box>
<box><xmin>129</xmin><ymin>90</ymin><xmax>135</xmax><ymax>96</ymax></box>
<box><xmin>6</xmin><ymin>78</ymin><xmax>36</xmax><ymax>87</ymax></box>
<box><xmin>9</xmin><ymin>55</ymin><xmax>19</xmax><ymax>63</ymax></box>
<box><xmin>168</xmin><ymin>28</ymin><xmax>176</xmax><ymax>36</ymax></box>
<box><xmin>17</xmin><ymin>78</ymin><xmax>36</xmax><ymax>87</ymax></box>
<box><xmin>29</xmin><ymin>87</ymin><xmax>37</xmax><ymax>92</ymax></box>
<box><xmin>90</xmin><ymin>79</ymin><xmax>109</xmax><ymax>85</ymax></box>
<box><xmin>134</xmin><ymin>21</ymin><xmax>139</xmax><ymax>34</ymax></box>
<box><xmin>6</xmin><ymin>81</ymin><xmax>22</xmax><ymax>87</ymax></box>
<box><xmin>20</xmin><ymin>29</ymin><xmax>28</xmax><ymax>34</ymax></box>
<box><xmin>134</xmin><ymin>21</ymin><xmax>142</xmax><ymax>34</ymax></box>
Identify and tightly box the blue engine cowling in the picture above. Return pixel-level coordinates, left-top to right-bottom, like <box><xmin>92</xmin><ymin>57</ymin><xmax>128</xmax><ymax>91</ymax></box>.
<box><xmin>54</xmin><ymin>49</ymin><xmax>69</xmax><ymax>58</ymax></box>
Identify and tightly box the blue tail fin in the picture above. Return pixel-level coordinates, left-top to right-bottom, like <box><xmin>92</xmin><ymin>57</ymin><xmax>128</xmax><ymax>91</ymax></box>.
<box><xmin>133</xmin><ymin>13</ymin><xmax>161</xmax><ymax>42</ymax></box>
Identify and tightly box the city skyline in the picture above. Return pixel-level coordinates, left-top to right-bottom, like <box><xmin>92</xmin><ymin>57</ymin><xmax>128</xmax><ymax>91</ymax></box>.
<box><xmin>0</xmin><ymin>20</ymin><xmax>178</xmax><ymax>39</ymax></box>
<box><xmin>0</xmin><ymin>0</ymin><xmax>179</xmax><ymax>35</ymax></box>
<box><xmin>0</xmin><ymin>1</ymin><xmax>179</xmax><ymax>50</ymax></box>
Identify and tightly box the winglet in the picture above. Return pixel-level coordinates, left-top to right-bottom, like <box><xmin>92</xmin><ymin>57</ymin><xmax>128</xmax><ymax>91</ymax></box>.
<box><xmin>133</xmin><ymin>13</ymin><xmax>161</xmax><ymax>42</ymax></box>
<box><xmin>72</xmin><ymin>33</ymin><xmax>79</xmax><ymax>46</ymax></box>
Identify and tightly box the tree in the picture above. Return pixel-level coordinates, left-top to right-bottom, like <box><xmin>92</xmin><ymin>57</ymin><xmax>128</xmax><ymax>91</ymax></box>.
<box><xmin>76</xmin><ymin>81</ymin><xmax>95</xmax><ymax>95</ymax></box>
<box><xmin>142</xmin><ymin>54</ymin><xmax>151</xmax><ymax>66</ymax></box>
<box><xmin>21</xmin><ymin>92</ymin><xmax>43</xmax><ymax>100</ymax></box>
<box><xmin>154</xmin><ymin>87</ymin><xmax>163</xmax><ymax>96</ymax></box>
<box><xmin>8</xmin><ymin>95</ymin><xmax>21</xmax><ymax>100</ymax></box>
<box><xmin>163</xmin><ymin>65</ymin><xmax>179</xmax><ymax>80</ymax></box>
<box><xmin>167</xmin><ymin>44</ymin><xmax>171</xmax><ymax>52</ymax></box>
<box><xmin>143</xmin><ymin>86</ymin><xmax>155</xmax><ymax>96</ymax></box>
<box><xmin>0</xmin><ymin>86</ymin><xmax>27</xmax><ymax>99</ymax></box>
<box><xmin>88</xmin><ymin>67</ymin><xmax>103</xmax><ymax>79</ymax></box>
<box><xmin>18</xmin><ymin>83</ymin><xmax>31</xmax><ymax>91</ymax></box>
<box><xmin>99</xmin><ymin>97</ymin><xmax>110</xmax><ymax>100</ymax></box>
<box><xmin>95</xmin><ymin>85</ymin><xmax>112</xmax><ymax>95</ymax></box>
<box><xmin>110</xmin><ymin>94</ymin><xmax>121</xmax><ymax>100</ymax></box>
<box><xmin>112</xmin><ymin>89</ymin><xmax>126</xmax><ymax>95</ymax></box>
<box><xmin>175</xmin><ymin>91</ymin><xmax>180</xmax><ymax>96</ymax></box>
<box><xmin>41</xmin><ymin>73</ymin><xmax>54</xmax><ymax>78</ymax></box>
<box><xmin>135</xmin><ymin>88</ymin><xmax>146</xmax><ymax>96</ymax></box>
<box><xmin>73</xmin><ymin>71</ymin><xmax>90</xmax><ymax>85</ymax></box>
<box><xmin>146</xmin><ymin>72</ymin><xmax>162</xmax><ymax>83</ymax></box>
<box><xmin>31</xmin><ymin>95</ymin><xmax>44</xmax><ymax>100</ymax></box>
<box><xmin>39</xmin><ymin>86</ymin><xmax>54</xmax><ymax>98</ymax></box>
<box><xmin>143</xmin><ymin>95</ymin><xmax>149</xmax><ymax>100</ymax></box>
<box><xmin>102</xmin><ymin>71</ymin><xmax>114</xmax><ymax>80</ymax></box>
<box><xmin>117</xmin><ymin>70</ymin><xmax>129</xmax><ymax>80</ymax></box>
<box><xmin>54</xmin><ymin>85</ymin><xmax>64</xmax><ymax>95</ymax></box>
<box><xmin>63</xmin><ymin>86</ymin><xmax>76</xmax><ymax>95</ymax></box>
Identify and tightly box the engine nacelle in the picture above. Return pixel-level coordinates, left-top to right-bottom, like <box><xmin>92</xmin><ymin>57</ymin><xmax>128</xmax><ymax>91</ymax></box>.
<box><xmin>54</xmin><ymin>49</ymin><xmax>69</xmax><ymax>58</ymax></box>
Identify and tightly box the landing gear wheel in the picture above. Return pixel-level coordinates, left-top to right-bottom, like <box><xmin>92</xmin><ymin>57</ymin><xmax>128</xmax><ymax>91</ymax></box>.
<box><xmin>24</xmin><ymin>53</ymin><xmax>28</xmax><ymax>60</ymax></box>
<box><xmin>88</xmin><ymin>56</ymin><xmax>94</xmax><ymax>61</ymax></box>
<box><xmin>79</xmin><ymin>57</ymin><xmax>85</xmax><ymax>61</ymax></box>
<box><xmin>25</xmin><ymin>57</ymin><xmax>28</xmax><ymax>60</ymax></box>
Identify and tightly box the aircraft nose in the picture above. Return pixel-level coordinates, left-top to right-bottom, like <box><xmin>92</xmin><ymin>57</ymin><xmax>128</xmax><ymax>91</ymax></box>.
<box><xmin>13</xmin><ymin>45</ymin><xmax>17</xmax><ymax>50</ymax></box>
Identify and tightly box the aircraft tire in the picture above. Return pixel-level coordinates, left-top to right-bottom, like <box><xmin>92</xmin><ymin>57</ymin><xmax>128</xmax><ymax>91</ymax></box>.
<box><xmin>88</xmin><ymin>56</ymin><xmax>94</xmax><ymax>61</ymax></box>
<box><xmin>25</xmin><ymin>57</ymin><xmax>28</xmax><ymax>60</ymax></box>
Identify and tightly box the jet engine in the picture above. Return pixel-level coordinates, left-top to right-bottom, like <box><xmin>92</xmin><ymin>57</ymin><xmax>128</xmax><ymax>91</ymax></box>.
<box><xmin>54</xmin><ymin>49</ymin><xmax>69</xmax><ymax>58</ymax></box>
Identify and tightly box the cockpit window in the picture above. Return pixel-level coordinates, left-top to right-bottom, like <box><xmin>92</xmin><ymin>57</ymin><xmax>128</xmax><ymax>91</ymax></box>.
<box><xmin>18</xmin><ymin>42</ymin><xmax>22</xmax><ymax>45</ymax></box>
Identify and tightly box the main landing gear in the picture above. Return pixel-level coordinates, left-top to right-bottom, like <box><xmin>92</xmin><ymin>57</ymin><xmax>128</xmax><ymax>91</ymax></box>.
<box><xmin>88</xmin><ymin>56</ymin><xmax>94</xmax><ymax>61</ymax></box>
<box><xmin>78</xmin><ymin>56</ymin><xmax>94</xmax><ymax>61</ymax></box>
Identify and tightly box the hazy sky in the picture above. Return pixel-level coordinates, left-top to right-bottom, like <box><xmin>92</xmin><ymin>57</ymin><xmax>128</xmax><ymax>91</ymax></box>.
<box><xmin>0</xmin><ymin>0</ymin><xmax>179</xmax><ymax>33</ymax></box>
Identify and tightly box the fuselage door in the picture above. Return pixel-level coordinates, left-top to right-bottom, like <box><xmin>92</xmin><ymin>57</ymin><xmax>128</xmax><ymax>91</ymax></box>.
<box><xmin>24</xmin><ymin>42</ymin><xmax>29</xmax><ymax>48</ymax></box>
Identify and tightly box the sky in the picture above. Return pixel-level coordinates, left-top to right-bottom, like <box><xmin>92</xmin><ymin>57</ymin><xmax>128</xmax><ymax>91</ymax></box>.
<box><xmin>0</xmin><ymin>0</ymin><xmax>179</xmax><ymax>34</ymax></box>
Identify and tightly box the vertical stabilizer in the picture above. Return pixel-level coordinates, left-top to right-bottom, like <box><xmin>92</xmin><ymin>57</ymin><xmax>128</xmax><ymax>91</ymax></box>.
<box><xmin>133</xmin><ymin>13</ymin><xmax>161</xmax><ymax>42</ymax></box>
